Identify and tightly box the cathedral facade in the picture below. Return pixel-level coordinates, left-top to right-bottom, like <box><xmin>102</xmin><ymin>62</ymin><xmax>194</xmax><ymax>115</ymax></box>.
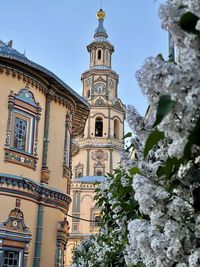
<box><xmin>66</xmin><ymin>9</ymin><xmax>126</xmax><ymax>266</ymax></box>
<box><xmin>0</xmin><ymin>40</ymin><xmax>89</xmax><ymax>267</ymax></box>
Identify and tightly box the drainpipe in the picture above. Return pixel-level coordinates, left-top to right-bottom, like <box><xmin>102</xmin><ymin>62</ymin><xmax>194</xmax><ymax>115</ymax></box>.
<box><xmin>33</xmin><ymin>204</ymin><xmax>44</xmax><ymax>267</ymax></box>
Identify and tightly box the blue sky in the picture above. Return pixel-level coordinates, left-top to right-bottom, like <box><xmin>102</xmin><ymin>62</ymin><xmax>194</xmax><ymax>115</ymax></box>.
<box><xmin>1</xmin><ymin>0</ymin><xmax>166</xmax><ymax>127</ymax></box>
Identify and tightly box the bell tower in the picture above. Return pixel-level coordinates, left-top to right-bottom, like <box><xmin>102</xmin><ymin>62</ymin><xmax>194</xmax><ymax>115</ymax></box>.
<box><xmin>72</xmin><ymin>9</ymin><xmax>126</xmax><ymax>178</ymax></box>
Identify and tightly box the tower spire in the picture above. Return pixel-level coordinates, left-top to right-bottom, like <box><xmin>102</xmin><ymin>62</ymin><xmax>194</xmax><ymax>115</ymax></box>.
<box><xmin>94</xmin><ymin>9</ymin><xmax>108</xmax><ymax>39</ymax></box>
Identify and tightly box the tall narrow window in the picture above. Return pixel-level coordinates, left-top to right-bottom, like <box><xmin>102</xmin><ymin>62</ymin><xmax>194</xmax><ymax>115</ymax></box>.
<box><xmin>14</xmin><ymin>117</ymin><xmax>27</xmax><ymax>151</ymax></box>
<box><xmin>94</xmin><ymin>215</ymin><xmax>101</xmax><ymax>227</ymax></box>
<box><xmin>5</xmin><ymin>89</ymin><xmax>41</xmax><ymax>169</ymax></box>
<box><xmin>97</xmin><ymin>49</ymin><xmax>102</xmax><ymax>60</ymax></box>
<box><xmin>114</xmin><ymin>119</ymin><xmax>119</xmax><ymax>139</ymax></box>
<box><xmin>87</xmin><ymin>89</ymin><xmax>90</xmax><ymax>98</ymax></box>
<box><xmin>95</xmin><ymin>117</ymin><xmax>103</xmax><ymax>137</ymax></box>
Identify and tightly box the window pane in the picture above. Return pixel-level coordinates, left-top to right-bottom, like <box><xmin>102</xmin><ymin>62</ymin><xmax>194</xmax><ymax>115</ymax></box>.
<box><xmin>3</xmin><ymin>250</ymin><xmax>20</xmax><ymax>267</ymax></box>
<box><xmin>14</xmin><ymin>117</ymin><xmax>27</xmax><ymax>151</ymax></box>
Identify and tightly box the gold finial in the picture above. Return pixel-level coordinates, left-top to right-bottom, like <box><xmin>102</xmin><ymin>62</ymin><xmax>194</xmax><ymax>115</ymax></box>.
<box><xmin>96</xmin><ymin>9</ymin><xmax>105</xmax><ymax>20</ymax></box>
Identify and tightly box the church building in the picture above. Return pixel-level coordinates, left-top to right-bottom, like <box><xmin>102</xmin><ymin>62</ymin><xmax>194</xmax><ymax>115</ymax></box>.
<box><xmin>0</xmin><ymin>40</ymin><xmax>89</xmax><ymax>266</ymax></box>
<box><xmin>66</xmin><ymin>9</ymin><xmax>126</xmax><ymax>266</ymax></box>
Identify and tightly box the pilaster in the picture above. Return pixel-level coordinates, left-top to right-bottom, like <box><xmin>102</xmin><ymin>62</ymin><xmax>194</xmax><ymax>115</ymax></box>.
<box><xmin>41</xmin><ymin>91</ymin><xmax>54</xmax><ymax>183</ymax></box>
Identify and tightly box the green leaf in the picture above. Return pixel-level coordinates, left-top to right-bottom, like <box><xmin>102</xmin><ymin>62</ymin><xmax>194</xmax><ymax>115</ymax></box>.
<box><xmin>153</xmin><ymin>95</ymin><xmax>175</xmax><ymax>127</ymax></box>
<box><xmin>167</xmin><ymin>179</ymin><xmax>181</xmax><ymax>193</ymax></box>
<box><xmin>179</xmin><ymin>12</ymin><xmax>200</xmax><ymax>34</ymax></box>
<box><xmin>129</xmin><ymin>167</ymin><xmax>140</xmax><ymax>176</ymax></box>
<box><xmin>165</xmin><ymin>157</ymin><xmax>183</xmax><ymax>179</ymax></box>
<box><xmin>123</xmin><ymin>132</ymin><xmax>132</xmax><ymax>139</ymax></box>
<box><xmin>144</xmin><ymin>129</ymin><xmax>164</xmax><ymax>158</ymax></box>
<box><xmin>157</xmin><ymin>157</ymin><xmax>183</xmax><ymax>180</ymax></box>
<box><xmin>191</xmin><ymin>170</ymin><xmax>200</xmax><ymax>182</ymax></box>
<box><xmin>157</xmin><ymin>165</ymin><xmax>166</xmax><ymax>177</ymax></box>
<box><xmin>184</xmin><ymin>115</ymin><xmax>200</xmax><ymax>160</ymax></box>
<box><xmin>193</xmin><ymin>186</ymin><xmax>200</xmax><ymax>212</ymax></box>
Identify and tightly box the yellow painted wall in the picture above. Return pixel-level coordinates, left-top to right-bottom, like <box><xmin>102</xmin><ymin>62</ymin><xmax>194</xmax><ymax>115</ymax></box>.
<box><xmin>0</xmin><ymin>74</ymin><xmax>45</xmax><ymax>182</ymax></box>
<box><xmin>48</xmin><ymin>101</ymin><xmax>68</xmax><ymax>191</ymax></box>
<box><xmin>0</xmin><ymin>71</ymin><xmax>74</xmax><ymax>267</ymax></box>
<box><xmin>40</xmin><ymin>206</ymin><xmax>65</xmax><ymax>267</ymax></box>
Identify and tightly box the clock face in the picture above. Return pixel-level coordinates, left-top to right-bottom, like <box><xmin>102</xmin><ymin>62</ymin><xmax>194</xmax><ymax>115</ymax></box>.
<box><xmin>94</xmin><ymin>83</ymin><xmax>106</xmax><ymax>95</ymax></box>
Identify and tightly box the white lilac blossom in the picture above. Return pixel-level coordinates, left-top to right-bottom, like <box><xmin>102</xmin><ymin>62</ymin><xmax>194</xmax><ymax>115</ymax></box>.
<box><xmin>72</xmin><ymin>0</ymin><xmax>200</xmax><ymax>266</ymax></box>
<box><xmin>125</xmin><ymin>0</ymin><xmax>200</xmax><ymax>266</ymax></box>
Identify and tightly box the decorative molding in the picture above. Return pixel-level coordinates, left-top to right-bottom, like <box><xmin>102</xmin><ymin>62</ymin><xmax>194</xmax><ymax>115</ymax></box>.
<box><xmin>74</xmin><ymin>162</ymin><xmax>84</xmax><ymax>178</ymax></box>
<box><xmin>0</xmin><ymin>65</ymin><xmax>76</xmax><ymax>113</ymax></box>
<box><xmin>41</xmin><ymin>91</ymin><xmax>54</xmax><ymax>183</ymax></box>
<box><xmin>63</xmin><ymin>110</ymin><xmax>73</xmax><ymax>179</ymax></box>
<box><xmin>86</xmin><ymin>149</ymin><xmax>90</xmax><ymax>176</ymax></box>
<box><xmin>4</xmin><ymin>89</ymin><xmax>42</xmax><ymax>169</ymax></box>
<box><xmin>57</xmin><ymin>218</ymin><xmax>70</xmax><ymax>250</ymax></box>
<box><xmin>0</xmin><ymin>174</ymin><xmax>71</xmax><ymax>210</ymax></box>
<box><xmin>0</xmin><ymin>65</ymin><xmax>48</xmax><ymax>95</ymax></box>
<box><xmin>91</xmin><ymin>150</ymin><xmax>108</xmax><ymax>162</ymax></box>
<box><xmin>63</xmin><ymin>165</ymin><xmax>71</xmax><ymax>180</ymax></box>
<box><xmin>109</xmin><ymin>149</ymin><xmax>113</xmax><ymax>174</ymax></box>
<box><xmin>4</xmin><ymin>148</ymin><xmax>38</xmax><ymax>169</ymax></box>
<box><xmin>0</xmin><ymin>199</ymin><xmax>31</xmax><ymax>267</ymax></box>
<box><xmin>93</xmin><ymin>161</ymin><xmax>105</xmax><ymax>176</ymax></box>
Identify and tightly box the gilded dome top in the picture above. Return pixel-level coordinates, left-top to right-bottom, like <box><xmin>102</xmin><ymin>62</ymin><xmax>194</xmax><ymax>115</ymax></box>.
<box><xmin>96</xmin><ymin>9</ymin><xmax>105</xmax><ymax>20</ymax></box>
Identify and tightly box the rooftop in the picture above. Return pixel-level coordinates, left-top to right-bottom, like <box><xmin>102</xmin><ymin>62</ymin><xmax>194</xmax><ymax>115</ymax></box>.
<box><xmin>0</xmin><ymin>40</ymin><xmax>90</xmax><ymax>137</ymax></box>
<box><xmin>72</xmin><ymin>176</ymin><xmax>105</xmax><ymax>184</ymax></box>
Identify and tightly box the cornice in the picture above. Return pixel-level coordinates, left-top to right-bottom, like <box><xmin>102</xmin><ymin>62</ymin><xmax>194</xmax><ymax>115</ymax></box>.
<box><xmin>81</xmin><ymin>68</ymin><xmax>119</xmax><ymax>80</ymax></box>
<box><xmin>0</xmin><ymin>173</ymin><xmax>71</xmax><ymax>210</ymax></box>
<box><xmin>0</xmin><ymin>64</ymin><xmax>75</xmax><ymax>113</ymax></box>
<box><xmin>87</xmin><ymin>41</ymin><xmax>114</xmax><ymax>53</ymax></box>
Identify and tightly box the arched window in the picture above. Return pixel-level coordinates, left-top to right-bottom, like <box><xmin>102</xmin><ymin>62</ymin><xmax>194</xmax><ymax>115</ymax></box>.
<box><xmin>87</xmin><ymin>89</ymin><xmax>90</xmax><ymax>98</ymax></box>
<box><xmin>97</xmin><ymin>49</ymin><xmax>102</xmax><ymax>60</ymax></box>
<box><xmin>114</xmin><ymin>119</ymin><xmax>119</xmax><ymax>139</ymax></box>
<box><xmin>95</xmin><ymin>117</ymin><xmax>103</xmax><ymax>137</ymax></box>
<box><xmin>96</xmin><ymin>170</ymin><xmax>103</xmax><ymax>176</ymax></box>
<box><xmin>78</xmin><ymin>172</ymin><xmax>82</xmax><ymax>178</ymax></box>
<box><xmin>94</xmin><ymin>215</ymin><xmax>101</xmax><ymax>227</ymax></box>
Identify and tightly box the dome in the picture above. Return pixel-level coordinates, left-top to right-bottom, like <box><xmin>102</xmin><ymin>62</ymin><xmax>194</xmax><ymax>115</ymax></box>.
<box><xmin>96</xmin><ymin>9</ymin><xmax>105</xmax><ymax>20</ymax></box>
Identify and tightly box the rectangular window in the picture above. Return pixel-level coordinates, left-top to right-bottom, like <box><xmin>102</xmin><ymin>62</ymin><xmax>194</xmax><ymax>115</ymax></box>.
<box><xmin>11</xmin><ymin>110</ymin><xmax>34</xmax><ymax>154</ymax></box>
<box><xmin>5</xmin><ymin>89</ymin><xmax>41</xmax><ymax>169</ymax></box>
<box><xmin>14</xmin><ymin>117</ymin><xmax>27</xmax><ymax>151</ymax></box>
<box><xmin>72</xmin><ymin>223</ymin><xmax>79</xmax><ymax>233</ymax></box>
<box><xmin>3</xmin><ymin>250</ymin><xmax>20</xmax><ymax>267</ymax></box>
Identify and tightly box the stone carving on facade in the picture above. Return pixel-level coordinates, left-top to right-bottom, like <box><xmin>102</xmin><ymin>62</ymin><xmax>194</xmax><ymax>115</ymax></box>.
<box><xmin>94</xmin><ymin>76</ymin><xmax>106</xmax><ymax>83</ymax></box>
<box><xmin>85</xmin><ymin>78</ymin><xmax>92</xmax><ymax>87</ymax></box>
<box><xmin>57</xmin><ymin>218</ymin><xmax>70</xmax><ymax>250</ymax></box>
<box><xmin>94</xmin><ymin>98</ymin><xmax>106</xmax><ymax>106</ymax></box>
<box><xmin>2</xmin><ymin>199</ymin><xmax>29</xmax><ymax>232</ymax></box>
<box><xmin>108</xmin><ymin>78</ymin><xmax>114</xmax><ymax>89</ymax></box>
<box><xmin>91</xmin><ymin>150</ymin><xmax>108</xmax><ymax>162</ymax></box>
<box><xmin>0</xmin><ymin>199</ymin><xmax>32</xmax><ymax>266</ymax></box>
<box><xmin>74</xmin><ymin>162</ymin><xmax>84</xmax><ymax>178</ymax></box>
